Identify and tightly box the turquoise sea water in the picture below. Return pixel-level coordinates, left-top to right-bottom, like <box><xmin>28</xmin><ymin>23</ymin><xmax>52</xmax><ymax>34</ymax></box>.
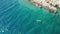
<box><xmin>0</xmin><ymin>0</ymin><xmax>60</xmax><ymax>34</ymax></box>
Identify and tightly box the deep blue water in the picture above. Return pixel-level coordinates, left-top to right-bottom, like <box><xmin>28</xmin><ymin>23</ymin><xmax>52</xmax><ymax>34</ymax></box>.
<box><xmin>0</xmin><ymin>0</ymin><xmax>60</xmax><ymax>34</ymax></box>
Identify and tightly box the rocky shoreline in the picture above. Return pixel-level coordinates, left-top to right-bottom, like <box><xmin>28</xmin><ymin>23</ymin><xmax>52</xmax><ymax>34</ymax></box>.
<box><xmin>29</xmin><ymin>0</ymin><xmax>60</xmax><ymax>14</ymax></box>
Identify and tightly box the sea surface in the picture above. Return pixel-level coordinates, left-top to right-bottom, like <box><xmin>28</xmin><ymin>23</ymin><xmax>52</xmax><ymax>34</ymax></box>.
<box><xmin>0</xmin><ymin>0</ymin><xmax>60</xmax><ymax>34</ymax></box>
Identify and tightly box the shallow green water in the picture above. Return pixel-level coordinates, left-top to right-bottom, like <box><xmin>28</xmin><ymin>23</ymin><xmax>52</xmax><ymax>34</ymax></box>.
<box><xmin>0</xmin><ymin>0</ymin><xmax>60</xmax><ymax>34</ymax></box>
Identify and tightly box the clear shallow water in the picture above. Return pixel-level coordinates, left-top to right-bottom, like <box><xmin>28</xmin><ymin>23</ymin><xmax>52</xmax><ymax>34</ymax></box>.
<box><xmin>0</xmin><ymin>0</ymin><xmax>60</xmax><ymax>34</ymax></box>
